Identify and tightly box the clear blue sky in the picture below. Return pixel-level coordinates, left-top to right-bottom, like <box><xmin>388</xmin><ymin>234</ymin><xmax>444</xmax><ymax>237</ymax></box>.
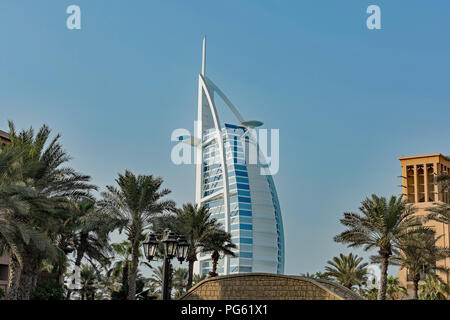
<box><xmin>1</xmin><ymin>1</ymin><xmax>450</xmax><ymax>276</ymax></box>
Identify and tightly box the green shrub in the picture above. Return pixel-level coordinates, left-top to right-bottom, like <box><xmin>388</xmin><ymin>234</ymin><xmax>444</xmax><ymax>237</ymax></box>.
<box><xmin>30</xmin><ymin>279</ymin><xmax>65</xmax><ymax>300</ymax></box>
<box><xmin>0</xmin><ymin>288</ymin><xmax>5</xmax><ymax>299</ymax></box>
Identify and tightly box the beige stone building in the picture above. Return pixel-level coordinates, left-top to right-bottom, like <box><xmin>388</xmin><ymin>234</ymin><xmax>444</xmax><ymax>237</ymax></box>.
<box><xmin>398</xmin><ymin>154</ymin><xmax>450</xmax><ymax>297</ymax></box>
<box><xmin>0</xmin><ymin>130</ymin><xmax>10</xmax><ymax>147</ymax></box>
<box><xmin>180</xmin><ymin>273</ymin><xmax>362</xmax><ymax>300</ymax></box>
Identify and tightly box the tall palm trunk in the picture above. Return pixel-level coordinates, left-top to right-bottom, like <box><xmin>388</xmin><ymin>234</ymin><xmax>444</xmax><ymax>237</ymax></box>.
<box><xmin>67</xmin><ymin>245</ymin><xmax>85</xmax><ymax>300</ymax></box>
<box><xmin>127</xmin><ymin>239</ymin><xmax>139</xmax><ymax>300</ymax></box>
<box><xmin>412</xmin><ymin>274</ymin><xmax>420</xmax><ymax>300</ymax></box>
<box><xmin>377</xmin><ymin>251</ymin><xmax>390</xmax><ymax>300</ymax></box>
<box><xmin>6</xmin><ymin>253</ymin><xmax>20</xmax><ymax>300</ymax></box>
<box><xmin>210</xmin><ymin>251</ymin><xmax>219</xmax><ymax>277</ymax></box>
<box><xmin>122</xmin><ymin>260</ymin><xmax>129</xmax><ymax>290</ymax></box>
<box><xmin>16</xmin><ymin>249</ymin><xmax>41</xmax><ymax>300</ymax></box>
<box><xmin>17</xmin><ymin>263</ymin><xmax>36</xmax><ymax>300</ymax></box>
<box><xmin>186</xmin><ymin>255</ymin><xmax>196</xmax><ymax>290</ymax></box>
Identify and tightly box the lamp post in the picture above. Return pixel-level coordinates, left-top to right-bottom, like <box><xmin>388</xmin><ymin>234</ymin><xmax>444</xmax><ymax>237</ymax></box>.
<box><xmin>143</xmin><ymin>229</ymin><xmax>189</xmax><ymax>300</ymax></box>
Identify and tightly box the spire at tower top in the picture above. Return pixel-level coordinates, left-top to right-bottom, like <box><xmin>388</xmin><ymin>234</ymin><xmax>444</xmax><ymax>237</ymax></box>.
<box><xmin>201</xmin><ymin>36</ymin><xmax>206</xmax><ymax>76</ymax></box>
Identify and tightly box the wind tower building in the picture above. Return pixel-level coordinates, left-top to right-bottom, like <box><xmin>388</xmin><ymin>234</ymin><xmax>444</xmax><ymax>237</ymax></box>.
<box><xmin>398</xmin><ymin>154</ymin><xmax>450</xmax><ymax>298</ymax></box>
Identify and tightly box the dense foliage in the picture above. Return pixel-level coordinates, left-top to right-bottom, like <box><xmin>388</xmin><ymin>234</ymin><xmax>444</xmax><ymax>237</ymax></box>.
<box><xmin>30</xmin><ymin>279</ymin><xmax>65</xmax><ymax>300</ymax></box>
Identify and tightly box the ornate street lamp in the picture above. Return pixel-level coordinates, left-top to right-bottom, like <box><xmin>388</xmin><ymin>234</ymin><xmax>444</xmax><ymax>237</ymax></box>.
<box><xmin>162</xmin><ymin>229</ymin><xmax>179</xmax><ymax>259</ymax></box>
<box><xmin>143</xmin><ymin>228</ymin><xmax>188</xmax><ymax>300</ymax></box>
<box><xmin>143</xmin><ymin>233</ymin><xmax>159</xmax><ymax>261</ymax></box>
<box><xmin>176</xmin><ymin>235</ymin><xmax>189</xmax><ymax>263</ymax></box>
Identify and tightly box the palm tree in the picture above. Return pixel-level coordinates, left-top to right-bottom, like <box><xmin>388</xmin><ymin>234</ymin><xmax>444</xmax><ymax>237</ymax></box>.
<box><xmin>201</xmin><ymin>230</ymin><xmax>236</xmax><ymax>277</ymax></box>
<box><xmin>192</xmin><ymin>273</ymin><xmax>207</xmax><ymax>286</ymax></box>
<box><xmin>107</xmin><ymin>241</ymin><xmax>137</xmax><ymax>297</ymax></box>
<box><xmin>324</xmin><ymin>253</ymin><xmax>368</xmax><ymax>289</ymax></box>
<box><xmin>64</xmin><ymin>200</ymin><xmax>115</xmax><ymax>299</ymax></box>
<box><xmin>362</xmin><ymin>287</ymin><xmax>378</xmax><ymax>300</ymax></box>
<box><xmin>427</xmin><ymin>201</ymin><xmax>450</xmax><ymax>225</ymax></box>
<box><xmin>174</xmin><ymin>203</ymin><xmax>222</xmax><ymax>290</ymax></box>
<box><xmin>97</xmin><ymin>270</ymin><xmax>120</xmax><ymax>300</ymax></box>
<box><xmin>419</xmin><ymin>274</ymin><xmax>450</xmax><ymax>300</ymax></box>
<box><xmin>79</xmin><ymin>264</ymin><xmax>96</xmax><ymax>300</ymax></box>
<box><xmin>334</xmin><ymin>194</ymin><xmax>421</xmax><ymax>300</ymax></box>
<box><xmin>0</xmin><ymin>122</ymin><xmax>96</xmax><ymax>299</ymax></box>
<box><xmin>148</xmin><ymin>265</ymin><xmax>164</xmax><ymax>298</ymax></box>
<box><xmin>100</xmin><ymin>171</ymin><xmax>175</xmax><ymax>300</ymax></box>
<box><xmin>108</xmin><ymin>243</ymin><xmax>152</xmax><ymax>300</ymax></box>
<box><xmin>393</xmin><ymin>231</ymin><xmax>450</xmax><ymax>299</ymax></box>
<box><xmin>72</xmin><ymin>201</ymin><xmax>114</xmax><ymax>266</ymax></box>
<box><xmin>0</xmin><ymin>144</ymin><xmax>36</xmax><ymax>299</ymax></box>
<box><xmin>385</xmin><ymin>276</ymin><xmax>406</xmax><ymax>300</ymax></box>
<box><xmin>172</xmin><ymin>267</ymin><xmax>188</xmax><ymax>299</ymax></box>
<box><xmin>79</xmin><ymin>260</ymin><xmax>118</xmax><ymax>300</ymax></box>
<box><xmin>0</xmin><ymin>206</ymin><xmax>59</xmax><ymax>300</ymax></box>
<box><xmin>146</xmin><ymin>259</ymin><xmax>175</xmax><ymax>300</ymax></box>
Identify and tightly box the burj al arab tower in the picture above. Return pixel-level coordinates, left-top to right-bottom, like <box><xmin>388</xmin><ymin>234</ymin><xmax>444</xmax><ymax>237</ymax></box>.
<box><xmin>181</xmin><ymin>37</ymin><xmax>285</xmax><ymax>276</ymax></box>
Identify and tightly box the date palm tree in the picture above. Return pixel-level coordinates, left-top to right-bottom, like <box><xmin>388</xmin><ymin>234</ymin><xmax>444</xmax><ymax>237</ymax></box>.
<box><xmin>173</xmin><ymin>267</ymin><xmax>188</xmax><ymax>299</ymax></box>
<box><xmin>393</xmin><ymin>231</ymin><xmax>450</xmax><ymax>299</ymax></box>
<box><xmin>108</xmin><ymin>241</ymin><xmax>132</xmax><ymax>292</ymax></box>
<box><xmin>72</xmin><ymin>201</ymin><xmax>115</xmax><ymax>267</ymax></box>
<box><xmin>192</xmin><ymin>273</ymin><xmax>207</xmax><ymax>286</ymax></box>
<box><xmin>79</xmin><ymin>264</ymin><xmax>96</xmax><ymax>300</ymax></box>
<box><xmin>385</xmin><ymin>276</ymin><xmax>406</xmax><ymax>300</ymax></box>
<box><xmin>419</xmin><ymin>274</ymin><xmax>450</xmax><ymax>300</ymax></box>
<box><xmin>174</xmin><ymin>203</ymin><xmax>223</xmax><ymax>290</ymax></box>
<box><xmin>0</xmin><ymin>144</ymin><xmax>35</xmax><ymax>299</ymax></box>
<box><xmin>148</xmin><ymin>265</ymin><xmax>164</xmax><ymax>298</ymax></box>
<box><xmin>1</xmin><ymin>122</ymin><xmax>96</xmax><ymax>299</ymax></box>
<box><xmin>324</xmin><ymin>253</ymin><xmax>368</xmax><ymax>289</ymax></box>
<box><xmin>334</xmin><ymin>194</ymin><xmax>421</xmax><ymax>300</ymax></box>
<box><xmin>64</xmin><ymin>200</ymin><xmax>116</xmax><ymax>299</ymax></box>
<box><xmin>427</xmin><ymin>203</ymin><xmax>450</xmax><ymax>225</ymax></box>
<box><xmin>99</xmin><ymin>171</ymin><xmax>175</xmax><ymax>299</ymax></box>
<box><xmin>201</xmin><ymin>230</ymin><xmax>236</xmax><ymax>277</ymax></box>
<box><xmin>362</xmin><ymin>287</ymin><xmax>378</xmax><ymax>300</ymax></box>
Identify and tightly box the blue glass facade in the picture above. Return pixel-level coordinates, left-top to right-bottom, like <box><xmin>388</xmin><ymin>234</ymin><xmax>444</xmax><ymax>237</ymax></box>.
<box><xmin>198</xmin><ymin>123</ymin><xmax>285</xmax><ymax>276</ymax></box>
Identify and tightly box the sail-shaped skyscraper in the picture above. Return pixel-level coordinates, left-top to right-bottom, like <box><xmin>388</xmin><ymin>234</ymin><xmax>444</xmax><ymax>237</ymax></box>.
<box><xmin>184</xmin><ymin>37</ymin><xmax>285</xmax><ymax>276</ymax></box>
